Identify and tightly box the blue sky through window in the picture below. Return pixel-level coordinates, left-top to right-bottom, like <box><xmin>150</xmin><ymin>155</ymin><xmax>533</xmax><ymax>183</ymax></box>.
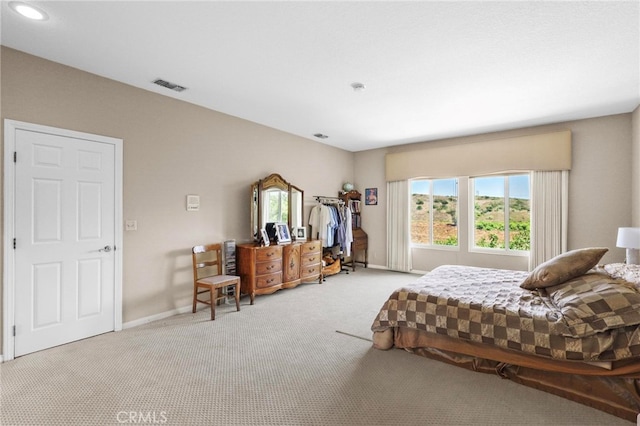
<box><xmin>411</xmin><ymin>175</ymin><xmax>530</xmax><ymax>199</ymax></box>
<box><xmin>473</xmin><ymin>175</ymin><xmax>530</xmax><ymax>199</ymax></box>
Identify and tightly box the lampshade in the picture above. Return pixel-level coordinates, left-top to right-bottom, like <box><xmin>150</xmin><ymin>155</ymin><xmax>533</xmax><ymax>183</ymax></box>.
<box><xmin>617</xmin><ymin>227</ymin><xmax>640</xmax><ymax>249</ymax></box>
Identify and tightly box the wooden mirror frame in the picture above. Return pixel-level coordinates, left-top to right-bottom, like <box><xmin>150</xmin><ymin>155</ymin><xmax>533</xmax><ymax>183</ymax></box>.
<box><xmin>251</xmin><ymin>173</ymin><xmax>304</xmax><ymax>241</ymax></box>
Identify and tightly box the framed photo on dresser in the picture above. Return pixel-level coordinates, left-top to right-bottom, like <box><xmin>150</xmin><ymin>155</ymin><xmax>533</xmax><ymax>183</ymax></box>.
<box><xmin>294</xmin><ymin>227</ymin><xmax>307</xmax><ymax>241</ymax></box>
<box><xmin>275</xmin><ymin>222</ymin><xmax>291</xmax><ymax>245</ymax></box>
<box><xmin>260</xmin><ymin>228</ymin><xmax>270</xmax><ymax>246</ymax></box>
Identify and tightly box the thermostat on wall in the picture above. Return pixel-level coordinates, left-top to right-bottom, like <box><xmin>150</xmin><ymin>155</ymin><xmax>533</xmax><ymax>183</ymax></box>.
<box><xmin>186</xmin><ymin>194</ymin><xmax>200</xmax><ymax>211</ymax></box>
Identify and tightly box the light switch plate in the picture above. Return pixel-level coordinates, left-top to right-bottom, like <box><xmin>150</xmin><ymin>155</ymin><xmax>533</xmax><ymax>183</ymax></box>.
<box><xmin>125</xmin><ymin>220</ymin><xmax>137</xmax><ymax>231</ymax></box>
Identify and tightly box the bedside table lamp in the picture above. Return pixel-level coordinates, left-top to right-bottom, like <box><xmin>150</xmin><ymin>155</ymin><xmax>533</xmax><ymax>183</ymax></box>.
<box><xmin>616</xmin><ymin>227</ymin><xmax>640</xmax><ymax>265</ymax></box>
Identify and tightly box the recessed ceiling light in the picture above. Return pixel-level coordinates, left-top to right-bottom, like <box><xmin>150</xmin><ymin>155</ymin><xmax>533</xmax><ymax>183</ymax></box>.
<box><xmin>9</xmin><ymin>2</ymin><xmax>49</xmax><ymax>21</ymax></box>
<box><xmin>313</xmin><ymin>133</ymin><xmax>329</xmax><ymax>139</ymax></box>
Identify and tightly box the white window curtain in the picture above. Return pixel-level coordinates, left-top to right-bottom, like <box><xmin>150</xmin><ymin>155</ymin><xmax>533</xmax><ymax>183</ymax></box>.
<box><xmin>529</xmin><ymin>170</ymin><xmax>569</xmax><ymax>270</ymax></box>
<box><xmin>387</xmin><ymin>180</ymin><xmax>412</xmax><ymax>272</ymax></box>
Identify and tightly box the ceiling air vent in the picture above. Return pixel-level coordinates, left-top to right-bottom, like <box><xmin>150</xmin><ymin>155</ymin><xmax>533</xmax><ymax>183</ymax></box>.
<box><xmin>152</xmin><ymin>79</ymin><xmax>187</xmax><ymax>92</ymax></box>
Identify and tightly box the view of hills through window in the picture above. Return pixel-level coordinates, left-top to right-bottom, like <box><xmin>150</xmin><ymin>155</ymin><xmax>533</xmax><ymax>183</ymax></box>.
<box><xmin>411</xmin><ymin>179</ymin><xmax>458</xmax><ymax>246</ymax></box>
<box><xmin>473</xmin><ymin>175</ymin><xmax>530</xmax><ymax>251</ymax></box>
<box><xmin>410</xmin><ymin>175</ymin><xmax>530</xmax><ymax>251</ymax></box>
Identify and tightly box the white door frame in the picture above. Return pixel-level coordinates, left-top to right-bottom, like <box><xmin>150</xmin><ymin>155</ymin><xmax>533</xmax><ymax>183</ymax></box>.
<box><xmin>3</xmin><ymin>119</ymin><xmax>123</xmax><ymax>361</ymax></box>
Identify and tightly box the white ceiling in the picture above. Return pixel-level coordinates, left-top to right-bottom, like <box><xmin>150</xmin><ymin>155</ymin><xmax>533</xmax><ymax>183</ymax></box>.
<box><xmin>1</xmin><ymin>1</ymin><xmax>639</xmax><ymax>152</ymax></box>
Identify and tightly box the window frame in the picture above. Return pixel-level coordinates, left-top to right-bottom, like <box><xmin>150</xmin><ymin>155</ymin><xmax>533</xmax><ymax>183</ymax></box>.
<box><xmin>409</xmin><ymin>178</ymin><xmax>459</xmax><ymax>250</ymax></box>
<box><xmin>468</xmin><ymin>173</ymin><xmax>530</xmax><ymax>256</ymax></box>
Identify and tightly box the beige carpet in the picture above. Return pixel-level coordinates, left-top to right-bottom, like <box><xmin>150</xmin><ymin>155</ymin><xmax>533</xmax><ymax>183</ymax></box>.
<box><xmin>0</xmin><ymin>268</ymin><xmax>632</xmax><ymax>425</ymax></box>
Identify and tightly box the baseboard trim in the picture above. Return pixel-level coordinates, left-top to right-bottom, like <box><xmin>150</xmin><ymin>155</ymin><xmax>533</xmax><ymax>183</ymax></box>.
<box><xmin>122</xmin><ymin>305</ymin><xmax>193</xmax><ymax>329</ymax></box>
<box><xmin>366</xmin><ymin>264</ymin><xmax>387</xmax><ymax>270</ymax></box>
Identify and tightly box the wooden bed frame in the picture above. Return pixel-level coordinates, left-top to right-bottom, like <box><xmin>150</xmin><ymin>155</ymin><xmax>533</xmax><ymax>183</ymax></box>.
<box><xmin>374</xmin><ymin>328</ymin><xmax>640</xmax><ymax>422</ymax></box>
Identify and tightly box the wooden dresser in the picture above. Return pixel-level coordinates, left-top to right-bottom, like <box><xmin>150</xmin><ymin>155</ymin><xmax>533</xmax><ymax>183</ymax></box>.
<box><xmin>237</xmin><ymin>240</ymin><xmax>322</xmax><ymax>304</ymax></box>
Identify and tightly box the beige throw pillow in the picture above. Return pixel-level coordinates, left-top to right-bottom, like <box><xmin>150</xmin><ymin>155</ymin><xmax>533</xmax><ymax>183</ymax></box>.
<box><xmin>520</xmin><ymin>247</ymin><xmax>608</xmax><ymax>290</ymax></box>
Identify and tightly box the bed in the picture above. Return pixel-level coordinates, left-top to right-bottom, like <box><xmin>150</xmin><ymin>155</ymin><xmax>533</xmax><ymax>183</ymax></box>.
<box><xmin>371</xmin><ymin>248</ymin><xmax>640</xmax><ymax>422</ymax></box>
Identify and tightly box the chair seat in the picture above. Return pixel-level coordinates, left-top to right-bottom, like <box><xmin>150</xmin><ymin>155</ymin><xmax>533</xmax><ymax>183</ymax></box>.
<box><xmin>197</xmin><ymin>275</ymin><xmax>239</xmax><ymax>287</ymax></box>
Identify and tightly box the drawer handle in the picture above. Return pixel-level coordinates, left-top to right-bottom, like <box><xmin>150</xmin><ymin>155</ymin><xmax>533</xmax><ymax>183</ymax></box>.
<box><xmin>266</xmin><ymin>252</ymin><xmax>273</xmax><ymax>257</ymax></box>
<box><xmin>308</xmin><ymin>257</ymin><xmax>316</xmax><ymax>262</ymax></box>
<box><xmin>267</xmin><ymin>278</ymin><xmax>274</xmax><ymax>283</ymax></box>
<box><xmin>267</xmin><ymin>265</ymin><xmax>273</xmax><ymax>270</ymax></box>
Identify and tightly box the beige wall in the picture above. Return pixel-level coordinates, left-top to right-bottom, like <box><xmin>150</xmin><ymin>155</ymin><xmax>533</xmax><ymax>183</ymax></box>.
<box><xmin>355</xmin><ymin>113</ymin><xmax>636</xmax><ymax>272</ymax></box>
<box><xmin>0</xmin><ymin>47</ymin><xmax>354</xmax><ymax>348</ymax></box>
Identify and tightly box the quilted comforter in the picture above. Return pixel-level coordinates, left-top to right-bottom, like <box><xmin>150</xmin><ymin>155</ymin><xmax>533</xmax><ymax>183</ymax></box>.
<box><xmin>371</xmin><ymin>265</ymin><xmax>640</xmax><ymax>361</ymax></box>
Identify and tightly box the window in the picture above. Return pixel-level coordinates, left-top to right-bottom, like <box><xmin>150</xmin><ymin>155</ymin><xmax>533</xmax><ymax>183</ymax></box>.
<box><xmin>471</xmin><ymin>174</ymin><xmax>530</xmax><ymax>252</ymax></box>
<box><xmin>410</xmin><ymin>178</ymin><xmax>458</xmax><ymax>246</ymax></box>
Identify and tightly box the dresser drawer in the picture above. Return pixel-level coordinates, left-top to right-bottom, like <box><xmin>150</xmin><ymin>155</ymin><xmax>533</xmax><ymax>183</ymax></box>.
<box><xmin>300</xmin><ymin>264</ymin><xmax>321</xmax><ymax>279</ymax></box>
<box><xmin>256</xmin><ymin>246</ymin><xmax>282</xmax><ymax>262</ymax></box>
<box><xmin>302</xmin><ymin>240</ymin><xmax>322</xmax><ymax>253</ymax></box>
<box><xmin>301</xmin><ymin>252</ymin><xmax>321</xmax><ymax>267</ymax></box>
<box><xmin>255</xmin><ymin>272</ymin><xmax>282</xmax><ymax>289</ymax></box>
<box><xmin>256</xmin><ymin>260</ymin><xmax>282</xmax><ymax>275</ymax></box>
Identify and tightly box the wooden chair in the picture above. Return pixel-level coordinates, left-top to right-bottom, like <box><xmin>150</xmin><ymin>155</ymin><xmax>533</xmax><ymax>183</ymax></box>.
<box><xmin>192</xmin><ymin>243</ymin><xmax>240</xmax><ymax>320</ymax></box>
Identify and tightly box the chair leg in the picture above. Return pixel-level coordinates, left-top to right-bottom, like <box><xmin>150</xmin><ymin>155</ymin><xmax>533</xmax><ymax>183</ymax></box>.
<box><xmin>234</xmin><ymin>282</ymin><xmax>240</xmax><ymax>312</ymax></box>
<box><xmin>210</xmin><ymin>288</ymin><xmax>216</xmax><ymax>320</ymax></box>
<box><xmin>192</xmin><ymin>285</ymin><xmax>198</xmax><ymax>313</ymax></box>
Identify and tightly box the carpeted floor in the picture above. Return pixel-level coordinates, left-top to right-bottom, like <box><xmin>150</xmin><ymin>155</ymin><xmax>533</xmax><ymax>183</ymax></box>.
<box><xmin>0</xmin><ymin>268</ymin><xmax>633</xmax><ymax>425</ymax></box>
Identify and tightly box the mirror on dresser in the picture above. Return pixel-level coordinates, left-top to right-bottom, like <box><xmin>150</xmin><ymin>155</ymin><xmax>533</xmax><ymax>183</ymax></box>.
<box><xmin>241</xmin><ymin>173</ymin><xmax>322</xmax><ymax>304</ymax></box>
<box><xmin>250</xmin><ymin>173</ymin><xmax>303</xmax><ymax>241</ymax></box>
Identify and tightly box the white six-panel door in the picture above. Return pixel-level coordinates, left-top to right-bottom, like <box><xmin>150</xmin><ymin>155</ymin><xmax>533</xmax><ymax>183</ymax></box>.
<box><xmin>3</xmin><ymin>120</ymin><xmax>122</xmax><ymax>359</ymax></box>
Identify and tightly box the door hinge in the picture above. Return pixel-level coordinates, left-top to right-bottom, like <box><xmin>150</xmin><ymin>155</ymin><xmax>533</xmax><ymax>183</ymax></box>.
<box><xmin>13</xmin><ymin>238</ymin><xmax>16</xmax><ymax>249</ymax></box>
<box><xmin>14</xmin><ymin>151</ymin><xmax>17</xmax><ymax>163</ymax></box>
<box><xmin>13</xmin><ymin>325</ymin><xmax>16</xmax><ymax>337</ymax></box>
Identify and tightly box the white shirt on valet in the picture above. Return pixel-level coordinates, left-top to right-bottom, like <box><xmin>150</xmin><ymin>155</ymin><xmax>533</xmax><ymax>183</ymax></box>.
<box><xmin>309</xmin><ymin>204</ymin><xmax>332</xmax><ymax>247</ymax></box>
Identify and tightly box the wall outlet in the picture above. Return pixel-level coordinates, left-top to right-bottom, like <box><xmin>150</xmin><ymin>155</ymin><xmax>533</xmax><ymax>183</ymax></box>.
<box><xmin>125</xmin><ymin>220</ymin><xmax>137</xmax><ymax>231</ymax></box>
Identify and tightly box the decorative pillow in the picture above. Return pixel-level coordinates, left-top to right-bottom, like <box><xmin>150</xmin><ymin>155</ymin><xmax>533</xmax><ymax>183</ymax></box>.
<box><xmin>548</xmin><ymin>272</ymin><xmax>640</xmax><ymax>337</ymax></box>
<box><xmin>520</xmin><ymin>247</ymin><xmax>608</xmax><ymax>290</ymax></box>
<box><xmin>603</xmin><ymin>263</ymin><xmax>640</xmax><ymax>287</ymax></box>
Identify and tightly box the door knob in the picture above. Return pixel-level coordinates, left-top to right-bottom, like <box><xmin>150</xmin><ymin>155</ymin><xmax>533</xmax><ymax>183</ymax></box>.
<box><xmin>99</xmin><ymin>245</ymin><xmax>113</xmax><ymax>252</ymax></box>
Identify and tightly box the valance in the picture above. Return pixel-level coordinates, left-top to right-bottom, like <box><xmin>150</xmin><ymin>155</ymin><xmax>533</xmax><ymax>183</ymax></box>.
<box><xmin>385</xmin><ymin>130</ymin><xmax>571</xmax><ymax>181</ymax></box>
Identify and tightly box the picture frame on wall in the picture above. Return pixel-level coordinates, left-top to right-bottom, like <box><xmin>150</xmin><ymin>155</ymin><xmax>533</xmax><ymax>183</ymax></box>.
<box><xmin>275</xmin><ymin>222</ymin><xmax>291</xmax><ymax>245</ymax></box>
<box><xmin>365</xmin><ymin>188</ymin><xmax>378</xmax><ymax>205</ymax></box>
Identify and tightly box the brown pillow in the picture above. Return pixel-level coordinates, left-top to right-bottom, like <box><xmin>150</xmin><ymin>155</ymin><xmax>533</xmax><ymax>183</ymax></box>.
<box><xmin>548</xmin><ymin>272</ymin><xmax>640</xmax><ymax>337</ymax></box>
<box><xmin>520</xmin><ymin>247</ymin><xmax>608</xmax><ymax>290</ymax></box>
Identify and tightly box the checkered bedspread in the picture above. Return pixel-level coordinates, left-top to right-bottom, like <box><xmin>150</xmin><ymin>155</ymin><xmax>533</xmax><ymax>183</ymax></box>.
<box><xmin>371</xmin><ymin>265</ymin><xmax>640</xmax><ymax>361</ymax></box>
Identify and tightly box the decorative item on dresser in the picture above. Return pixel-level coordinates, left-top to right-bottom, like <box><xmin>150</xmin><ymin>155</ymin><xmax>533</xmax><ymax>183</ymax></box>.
<box><xmin>340</xmin><ymin>190</ymin><xmax>368</xmax><ymax>271</ymax></box>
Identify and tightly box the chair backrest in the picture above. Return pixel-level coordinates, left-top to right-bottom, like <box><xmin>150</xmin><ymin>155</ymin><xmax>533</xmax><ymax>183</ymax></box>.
<box><xmin>192</xmin><ymin>243</ymin><xmax>224</xmax><ymax>281</ymax></box>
